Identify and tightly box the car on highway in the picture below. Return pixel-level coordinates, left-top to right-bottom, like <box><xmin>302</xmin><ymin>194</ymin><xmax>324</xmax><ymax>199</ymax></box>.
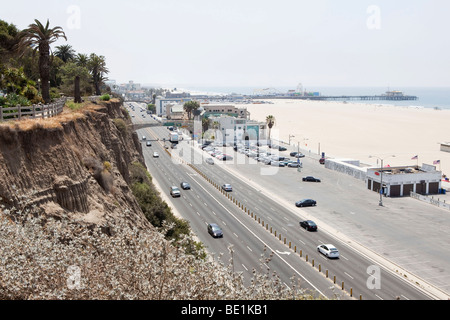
<box><xmin>205</xmin><ymin>158</ymin><xmax>214</xmax><ymax>165</ymax></box>
<box><xmin>146</xmin><ymin>141</ymin><xmax>152</xmax><ymax>147</ymax></box>
<box><xmin>300</xmin><ymin>220</ymin><xmax>318</xmax><ymax>231</ymax></box>
<box><xmin>207</xmin><ymin>223</ymin><xmax>223</xmax><ymax>238</ymax></box>
<box><xmin>295</xmin><ymin>199</ymin><xmax>317</xmax><ymax>207</ymax></box>
<box><xmin>153</xmin><ymin>152</ymin><xmax>159</xmax><ymax>158</ymax></box>
<box><xmin>317</xmin><ymin>244</ymin><xmax>339</xmax><ymax>259</ymax></box>
<box><xmin>303</xmin><ymin>176</ymin><xmax>321</xmax><ymax>182</ymax></box>
<box><xmin>222</xmin><ymin>184</ymin><xmax>233</xmax><ymax>192</ymax></box>
<box><xmin>142</xmin><ymin>136</ymin><xmax>146</xmax><ymax>141</ymax></box>
<box><xmin>180</xmin><ymin>182</ymin><xmax>191</xmax><ymax>190</ymax></box>
<box><xmin>170</xmin><ymin>186</ymin><xmax>181</xmax><ymax>197</ymax></box>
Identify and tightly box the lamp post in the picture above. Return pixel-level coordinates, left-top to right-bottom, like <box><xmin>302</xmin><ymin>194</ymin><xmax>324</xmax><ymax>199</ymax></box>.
<box><xmin>289</xmin><ymin>135</ymin><xmax>295</xmax><ymax>146</ymax></box>
<box><xmin>369</xmin><ymin>155</ymin><xmax>396</xmax><ymax>206</ymax></box>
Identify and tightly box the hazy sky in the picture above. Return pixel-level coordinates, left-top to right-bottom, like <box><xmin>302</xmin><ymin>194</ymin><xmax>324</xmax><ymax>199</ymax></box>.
<box><xmin>2</xmin><ymin>0</ymin><xmax>450</xmax><ymax>89</ymax></box>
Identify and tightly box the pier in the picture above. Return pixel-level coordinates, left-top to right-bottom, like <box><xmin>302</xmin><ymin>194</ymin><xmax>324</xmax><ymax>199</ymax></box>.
<box><xmin>248</xmin><ymin>94</ymin><xmax>418</xmax><ymax>101</ymax></box>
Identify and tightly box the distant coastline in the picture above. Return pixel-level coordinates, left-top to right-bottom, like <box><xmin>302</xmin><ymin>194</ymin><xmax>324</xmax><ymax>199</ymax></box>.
<box><xmin>169</xmin><ymin>86</ymin><xmax>450</xmax><ymax>110</ymax></box>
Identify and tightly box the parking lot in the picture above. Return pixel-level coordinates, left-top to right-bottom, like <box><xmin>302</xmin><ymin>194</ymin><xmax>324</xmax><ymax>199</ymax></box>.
<box><xmin>197</xmin><ymin>140</ymin><xmax>450</xmax><ymax>297</ymax></box>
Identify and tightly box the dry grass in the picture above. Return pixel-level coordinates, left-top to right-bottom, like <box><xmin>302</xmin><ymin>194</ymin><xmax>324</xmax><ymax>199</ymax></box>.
<box><xmin>0</xmin><ymin>101</ymin><xmax>105</xmax><ymax>132</ymax></box>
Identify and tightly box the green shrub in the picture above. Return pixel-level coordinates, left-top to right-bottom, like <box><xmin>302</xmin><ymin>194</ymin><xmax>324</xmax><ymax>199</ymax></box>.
<box><xmin>100</xmin><ymin>94</ymin><xmax>110</xmax><ymax>101</ymax></box>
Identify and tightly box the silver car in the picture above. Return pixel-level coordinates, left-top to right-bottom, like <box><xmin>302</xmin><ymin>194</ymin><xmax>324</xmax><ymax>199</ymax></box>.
<box><xmin>317</xmin><ymin>244</ymin><xmax>340</xmax><ymax>259</ymax></box>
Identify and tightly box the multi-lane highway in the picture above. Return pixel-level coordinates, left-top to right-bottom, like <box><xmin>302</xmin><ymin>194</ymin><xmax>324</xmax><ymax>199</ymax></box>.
<box><xmin>126</xmin><ymin>102</ymin><xmax>443</xmax><ymax>300</ymax></box>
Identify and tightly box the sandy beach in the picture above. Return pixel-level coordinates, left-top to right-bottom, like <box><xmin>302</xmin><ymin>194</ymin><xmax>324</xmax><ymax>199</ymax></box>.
<box><xmin>247</xmin><ymin>99</ymin><xmax>450</xmax><ymax>178</ymax></box>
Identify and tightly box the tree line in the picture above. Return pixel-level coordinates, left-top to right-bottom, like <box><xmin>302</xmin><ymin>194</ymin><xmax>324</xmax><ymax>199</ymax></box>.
<box><xmin>0</xmin><ymin>19</ymin><xmax>109</xmax><ymax>107</ymax></box>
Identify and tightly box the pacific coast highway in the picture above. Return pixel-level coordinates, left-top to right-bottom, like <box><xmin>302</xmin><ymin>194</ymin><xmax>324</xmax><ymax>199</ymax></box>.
<box><xmin>127</xmin><ymin>103</ymin><xmax>440</xmax><ymax>300</ymax></box>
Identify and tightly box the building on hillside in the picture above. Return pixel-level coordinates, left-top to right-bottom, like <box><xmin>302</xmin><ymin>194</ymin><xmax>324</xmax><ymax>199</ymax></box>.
<box><xmin>366</xmin><ymin>163</ymin><xmax>442</xmax><ymax>197</ymax></box>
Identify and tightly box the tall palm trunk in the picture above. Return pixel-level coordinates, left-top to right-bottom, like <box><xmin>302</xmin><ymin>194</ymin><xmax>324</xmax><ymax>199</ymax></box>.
<box><xmin>74</xmin><ymin>75</ymin><xmax>81</xmax><ymax>103</ymax></box>
<box><xmin>39</xmin><ymin>42</ymin><xmax>51</xmax><ymax>103</ymax></box>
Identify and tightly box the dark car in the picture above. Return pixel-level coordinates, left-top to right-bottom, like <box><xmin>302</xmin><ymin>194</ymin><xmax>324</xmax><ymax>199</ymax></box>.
<box><xmin>319</xmin><ymin>158</ymin><xmax>325</xmax><ymax>164</ymax></box>
<box><xmin>207</xmin><ymin>223</ymin><xmax>223</xmax><ymax>238</ymax></box>
<box><xmin>290</xmin><ymin>151</ymin><xmax>299</xmax><ymax>157</ymax></box>
<box><xmin>300</xmin><ymin>220</ymin><xmax>318</xmax><ymax>231</ymax></box>
<box><xmin>295</xmin><ymin>199</ymin><xmax>317</xmax><ymax>207</ymax></box>
<box><xmin>303</xmin><ymin>176</ymin><xmax>321</xmax><ymax>182</ymax></box>
<box><xmin>278</xmin><ymin>146</ymin><xmax>287</xmax><ymax>151</ymax></box>
<box><xmin>180</xmin><ymin>182</ymin><xmax>191</xmax><ymax>190</ymax></box>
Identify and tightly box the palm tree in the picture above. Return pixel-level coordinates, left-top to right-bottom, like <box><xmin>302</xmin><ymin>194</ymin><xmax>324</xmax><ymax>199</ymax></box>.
<box><xmin>88</xmin><ymin>53</ymin><xmax>109</xmax><ymax>95</ymax></box>
<box><xmin>266</xmin><ymin>115</ymin><xmax>276</xmax><ymax>142</ymax></box>
<box><xmin>183</xmin><ymin>100</ymin><xmax>200</xmax><ymax>120</ymax></box>
<box><xmin>17</xmin><ymin>19</ymin><xmax>67</xmax><ymax>103</ymax></box>
<box><xmin>75</xmin><ymin>53</ymin><xmax>89</xmax><ymax>68</ymax></box>
<box><xmin>54</xmin><ymin>44</ymin><xmax>75</xmax><ymax>63</ymax></box>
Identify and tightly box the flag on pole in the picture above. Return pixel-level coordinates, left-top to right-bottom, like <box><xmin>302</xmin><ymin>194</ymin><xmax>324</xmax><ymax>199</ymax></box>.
<box><xmin>411</xmin><ymin>155</ymin><xmax>418</xmax><ymax>160</ymax></box>
<box><xmin>434</xmin><ymin>160</ymin><xmax>441</xmax><ymax>165</ymax></box>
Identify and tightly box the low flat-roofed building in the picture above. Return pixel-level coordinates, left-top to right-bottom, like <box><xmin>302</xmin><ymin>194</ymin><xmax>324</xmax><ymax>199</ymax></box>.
<box><xmin>201</xmin><ymin>104</ymin><xmax>250</xmax><ymax>119</ymax></box>
<box><xmin>166</xmin><ymin>103</ymin><xmax>186</xmax><ymax>120</ymax></box>
<box><xmin>366</xmin><ymin>163</ymin><xmax>441</xmax><ymax>197</ymax></box>
<box><xmin>208</xmin><ymin>115</ymin><xmax>266</xmax><ymax>145</ymax></box>
<box><xmin>440</xmin><ymin>142</ymin><xmax>450</xmax><ymax>153</ymax></box>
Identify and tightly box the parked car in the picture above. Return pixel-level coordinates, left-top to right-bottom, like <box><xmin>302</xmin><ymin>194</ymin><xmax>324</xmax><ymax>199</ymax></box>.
<box><xmin>170</xmin><ymin>186</ymin><xmax>181</xmax><ymax>197</ymax></box>
<box><xmin>303</xmin><ymin>176</ymin><xmax>321</xmax><ymax>182</ymax></box>
<box><xmin>142</xmin><ymin>136</ymin><xmax>146</xmax><ymax>141</ymax></box>
<box><xmin>153</xmin><ymin>152</ymin><xmax>159</xmax><ymax>158</ymax></box>
<box><xmin>288</xmin><ymin>162</ymin><xmax>302</xmax><ymax>168</ymax></box>
<box><xmin>290</xmin><ymin>151</ymin><xmax>299</xmax><ymax>157</ymax></box>
<box><xmin>207</xmin><ymin>223</ymin><xmax>223</xmax><ymax>238</ymax></box>
<box><xmin>278</xmin><ymin>146</ymin><xmax>287</xmax><ymax>151</ymax></box>
<box><xmin>222</xmin><ymin>184</ymin><xmax>233</xmax><ymax>192</ymax></box>
<box><xmin>300</xmin><ymin>220</ymin><xmax>318</xmax><ymax>231</ymax></box>
<box><xmin>146</xmin><ymin>141</ymin><xmax>152</xmax><ymax>147</ymax></box>
<box><xmin>180</xmin><ymin>182</ymin><xmax>191</xmax><ymax>190</ymax></box>
<box><xmin>295</xmin><ymin>199</ymin><xmax>317</xmax><ymax>207</ymax></box>
<box><xmin>317</xmin><ymin>244</ymin><xmax>340</xmax><ymax>259</ymax></box>
<box><xmin>319</xmin><ymin>158</ymin><xmax>325</xmax><ymax>164</ymax></box>
<box><xmin>205</xmin><ymin>158</ymin><xmax>214</xmax><ymax>165</ymax></box>
<box><xmin>295</xmin><ymin>153</ymin><xmax>305</xmax><ymax>158</ymax></box>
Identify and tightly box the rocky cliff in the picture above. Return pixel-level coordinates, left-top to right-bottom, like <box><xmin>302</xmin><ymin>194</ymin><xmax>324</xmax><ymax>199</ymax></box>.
<box><xmin>0</xmin><ymin>99</ymin><xmax>150</xmax><ymax>229</ymax></box>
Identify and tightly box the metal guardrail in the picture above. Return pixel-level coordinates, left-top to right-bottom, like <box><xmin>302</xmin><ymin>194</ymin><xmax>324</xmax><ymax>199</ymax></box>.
<box><xmin>0</xmin><ymin>97</ymin><xmax>66</xmax><ymax>121</ymax></box>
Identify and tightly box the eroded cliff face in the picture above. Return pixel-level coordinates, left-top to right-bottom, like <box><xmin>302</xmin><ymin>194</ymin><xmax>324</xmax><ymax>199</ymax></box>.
<box><xmin>0</xmin><ymin>99</ymin><xmax>150</xmax><ymax>229</ymax></box>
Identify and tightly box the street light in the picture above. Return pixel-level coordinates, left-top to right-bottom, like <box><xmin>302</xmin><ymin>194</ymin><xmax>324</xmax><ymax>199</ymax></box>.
<box><xmin>289</xmin><ymin>135</ymin><xmax>295</xmax><ymax>145</ymax></box>
<box><xmin>369</xmin><ymin>155</ymin><xmax>396</xmax><ymax>206</ymax></box>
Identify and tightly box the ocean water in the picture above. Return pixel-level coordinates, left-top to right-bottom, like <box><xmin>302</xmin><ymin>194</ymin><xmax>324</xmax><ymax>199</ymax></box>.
<box><xmin>181</xmin><ymin>86</ymin><xmax>450</xmax><ymax>110</ymax></box>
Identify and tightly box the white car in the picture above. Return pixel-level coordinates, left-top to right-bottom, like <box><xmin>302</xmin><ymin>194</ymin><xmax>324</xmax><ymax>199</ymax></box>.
<box><xmin>170</xmin><ymin>186</ymin><xmax>181</xmax><ymax>197</ymax></box>
<box><xmin>153</xmin><ymin>152</ymin><xmax>159</xmax><ymax>158</ymax></box>
<box><xmin>317</xmin><ymin>244</ymin><xmax>340</xmax><ymax>259</ymax></box>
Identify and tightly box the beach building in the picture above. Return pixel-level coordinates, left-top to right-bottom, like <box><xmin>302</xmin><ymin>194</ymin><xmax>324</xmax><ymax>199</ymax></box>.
<box><xmin>208</xmin><ymin>115</ymin><xmax>267</xmax><ymax>145</ymax></box>
<box><xmin>440</xmin><ymin>142</ymin><xmax>450</xmax><ymax>153</ymax></box>
<box><xmin>366</xmin><ymin>164</ymin><xmax>442</xmax><ymax>197</ymax></box>
<box><xmin>201</xmin><ymin>104</ymin><xmax>250</xmax><ymax>119</ymax></box>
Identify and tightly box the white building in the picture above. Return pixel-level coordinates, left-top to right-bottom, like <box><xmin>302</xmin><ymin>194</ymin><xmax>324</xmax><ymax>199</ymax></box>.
<box><xmin>366</xmin><ymin>164</ymin><xmax>442</xmax><ymax>197</ymax></box>
<box><xmin>154</xmin><ymin>96</ymin><xmax>192</xmax><ymax>117</ymax></box>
